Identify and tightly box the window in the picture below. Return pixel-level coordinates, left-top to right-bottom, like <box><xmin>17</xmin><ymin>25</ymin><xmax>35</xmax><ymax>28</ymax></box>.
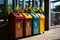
<box><xmin>8</xmin><ymin>0</ymin><xmax>12</xmax><ymax>8</ymax></box>
<box><xmin>30</xmin><ymin>0</ymin><xmax>32</xmax><ymax>1</ymax></box>
<box><xmin>0</xmin><ymin>0</ymin><xmax>4</xmax><ymax>5</ymax></box>
<box><xmin>51</xmin><ymin>1</ymin><xmax>60</xmax><ymax>12</ymax></box>
<box><xmin>30</xmin><ymin>2</ymin><xmax>32</xmax><ymax>4</ymax></box>
<box><xmin>20</xmin><ymin>0</ymin><xmax>23</xmax><ymax>1</ymax></box>
<box><xmin>25</xmin><ymin>0</ymin><xmax>29</xmax><ymax>5</ymax></box>
<box><xmin>34</xmin><ymin>0</ymin><xmax>40</xmax><ymax>8</ymax></box>
<box><xmin>50</xmin><ymin>0</ymin><xmax>60</xmax><ymax>26</ymax></box>
<box><xmin>18</xmin><ymin>0</ymin><xmax>41</xmax><ymax>9</ymax></box>
<box><xmin>19</xmin><ymin>1</ymin><xmax>23</xmax><ymax>7</ymax></box>
<box><xmin>19</xmin><ymin>0</ymin><xmax>23</xmax><ymax>9</ymax></box>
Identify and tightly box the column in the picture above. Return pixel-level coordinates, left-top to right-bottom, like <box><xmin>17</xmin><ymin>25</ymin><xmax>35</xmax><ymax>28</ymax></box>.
<box><xmin>13</xmin><ymin>0</ymin><xmax>17</xmax><ymax>9</ymax></box>
<box><xmin>44</xmin><ymin>0</ymin><xmax>49</xmax><ymax>31</ymax></box>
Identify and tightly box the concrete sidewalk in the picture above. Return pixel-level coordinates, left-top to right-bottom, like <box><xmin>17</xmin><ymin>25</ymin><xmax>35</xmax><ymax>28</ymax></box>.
<box><xmin>19</xmin><ymin>28</ymin><xmax>60</xmax><ymax>40</ymax></box>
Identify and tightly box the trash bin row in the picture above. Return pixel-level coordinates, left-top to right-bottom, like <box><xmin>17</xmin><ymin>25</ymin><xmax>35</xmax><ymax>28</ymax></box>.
<box><xmin>8</xmin><ymin>12</ymin><xmax>45</xmax><ymax>39</ymax></box>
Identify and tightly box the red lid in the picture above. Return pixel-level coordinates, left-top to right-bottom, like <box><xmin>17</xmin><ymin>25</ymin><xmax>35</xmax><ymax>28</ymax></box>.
<box><xmin>13</xmin><ymin>13</ymin><xmax>24</xmax><ymax>19</ymax></box>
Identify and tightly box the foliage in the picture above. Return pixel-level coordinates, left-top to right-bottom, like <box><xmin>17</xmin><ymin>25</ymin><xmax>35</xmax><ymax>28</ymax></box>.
<box><xmin>0</xmin><ymin>5</ymin><xmax>4</xmax><ymax>19</ymax></box>
<box><xmin>0</xmin><ymin>5</ymin><xmax>13</xmax><ymax>20</ymax></box>
<box><xmin>54</xmin><ymin>5</ymin><xmax>60</xmax><ymax>12</ymax></box>
<box><xmin>7</xmin><ymin>5</ymin><xmax>13</xmax><ymax>14</ymax></box>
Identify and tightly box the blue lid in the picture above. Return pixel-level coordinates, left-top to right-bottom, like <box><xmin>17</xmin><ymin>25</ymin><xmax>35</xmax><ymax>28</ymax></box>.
<box><xmin>30</xmin><ymin>13</ymin><xmax>39</xmax><ymax>19</ymax></box>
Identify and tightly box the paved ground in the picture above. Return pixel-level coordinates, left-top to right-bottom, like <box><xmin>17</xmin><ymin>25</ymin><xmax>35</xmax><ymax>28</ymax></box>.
<box><xmin>19</xmin><ymin>28</ymin><xmax>60</xmax><ymax>40</ymax></box>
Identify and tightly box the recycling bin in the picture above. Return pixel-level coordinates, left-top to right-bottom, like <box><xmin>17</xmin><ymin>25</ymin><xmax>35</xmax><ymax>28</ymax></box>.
<box><xmin>8</xmin><ymin>12</ymin><xmax>24</xmax><ymax>39</ymax></box>
<box><xmin>37</xmin><ymin>13</ymin><xmax>45</xmax><ymax>33</ymax></box>
<box><xmin>22</xmin><ymin>13</ymin><xmax>32</xmax><ymax>37</ymax></box>
<box><xmin>30</xmin><ymin>13</ymin><xmax>39</xmax><ymax>35</ymax></box>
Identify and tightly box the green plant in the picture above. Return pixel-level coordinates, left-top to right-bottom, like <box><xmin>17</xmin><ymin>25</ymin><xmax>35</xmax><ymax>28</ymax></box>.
<box><xmin>2</xmin><ymin>5</ymin><xmax>13</xmax><ymax>22</ymax></box>
<box><xmin>7</xmin><ymin>6</ymin><xmax>13</xmax><ymax>14</ymax></box>
<box><xmin>0</xmin><ymin>5</ymin><xmax>4</xmax><ymax>19</ymax></box>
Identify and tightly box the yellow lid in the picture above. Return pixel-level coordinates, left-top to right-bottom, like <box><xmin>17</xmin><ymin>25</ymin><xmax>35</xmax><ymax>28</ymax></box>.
<box><xmin>40</xmin><ymin>14</ymin><xmax>45</xmax><ymax>18</ymax></box>
<box><xmin>37</xmin><ymin>13</ymin><xmax>45</xmax><ymax>19</ymax></box>
<box><xmin>22</xmin><ymin>13</ymin><xmax>32</xmax><ymax>19</ymax></box>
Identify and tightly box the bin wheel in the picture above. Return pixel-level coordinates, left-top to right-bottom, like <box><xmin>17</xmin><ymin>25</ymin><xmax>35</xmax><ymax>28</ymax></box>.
<box><xmin>43</xmin><ymin>32</ymin><xmax>44</xmax><ymax>34</ymax></box>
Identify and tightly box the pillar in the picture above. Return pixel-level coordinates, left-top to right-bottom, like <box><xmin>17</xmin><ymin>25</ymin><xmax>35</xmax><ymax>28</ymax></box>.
<box><xmin>13</xmin><ymin>0</ymin><xmax>17</xmax><ymax>9</ymax></box>
<box><xmin>44</xmin><ymin>0</ymin><xmax>49</xmax><ymax>31</ymax></box>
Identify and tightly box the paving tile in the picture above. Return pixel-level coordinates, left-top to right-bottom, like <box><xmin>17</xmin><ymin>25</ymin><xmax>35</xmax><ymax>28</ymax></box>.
<box><xmin>19</xmin><ymin>28</ymin><xmax>60</xmax><ymax>40</ymax></box>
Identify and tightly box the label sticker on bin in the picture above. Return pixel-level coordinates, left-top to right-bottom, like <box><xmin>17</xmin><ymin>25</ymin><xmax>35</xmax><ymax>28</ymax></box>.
<box><xmin>18</xmin><ymin>23</ymin><xmax>21</xmax><ymax>29</ymax></box>
<box><xmin>27</xmin><ymin>22</ymin><xmax>30</xmax><ymax>28</ymax></box>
